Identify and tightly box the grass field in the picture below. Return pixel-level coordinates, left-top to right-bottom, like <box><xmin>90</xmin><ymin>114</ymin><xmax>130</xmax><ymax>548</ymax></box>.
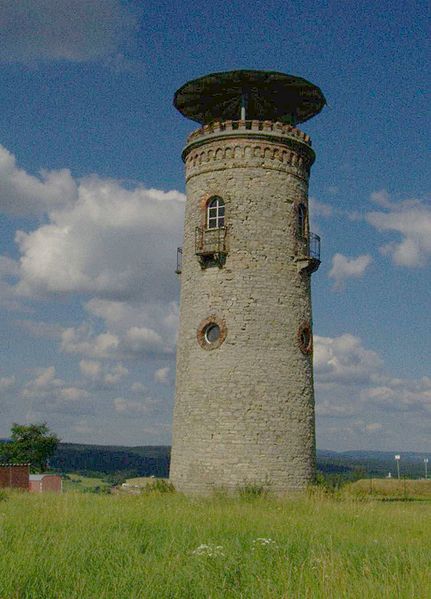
<box><xmin>0</xmin><ymin>489</ymin><xmax>430</xmax><ymax>598</ymax></box>
<box><xmin>61</xmin><ymin>473</ymin><xmax>110</xmax><ymax>493</ymax></box>
<box><xmin>347</xmin><ymin>478</ymin><xmax>431</xmax><ymax>500</ymax></box>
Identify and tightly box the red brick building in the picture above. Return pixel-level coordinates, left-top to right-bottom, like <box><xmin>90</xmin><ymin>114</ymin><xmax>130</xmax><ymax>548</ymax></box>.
<box><xmin>29</xmin><ymin>474</ymin><xmax>62</xmax><ymax>493</ymax></box>
<box><xmin>0</xmin><ymin>464</ymin><xmax>30</xmax><ymax>490</ymax></box>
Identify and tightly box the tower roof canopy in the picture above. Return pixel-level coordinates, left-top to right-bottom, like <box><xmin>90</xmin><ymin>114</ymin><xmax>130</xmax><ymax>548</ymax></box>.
<box><xmin>174</xmin><ymin>70</ymin><xmax>326</xmax><ymax>125</ymax></box>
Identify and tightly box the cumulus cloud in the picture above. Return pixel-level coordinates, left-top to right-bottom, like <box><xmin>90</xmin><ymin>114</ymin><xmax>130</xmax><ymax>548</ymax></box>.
<box><xmin>79</xmin><ymin>360</ymin><xmax>128</xmax><ymax>385</ymax></box>
<box><xmin>113</xmin><ymin>397</ymin><xmax>157</xmax><ymax>416</ymax></box>
<box><xmin>366</xmin><ymin>191</ymin><xmax>431</xmax><ymax>267</ymax></box>
<box><xmin>16</xmin><ymin>175</ymin><xmax>185</xmax><ymax>301</ymax></box>
<box><xmin>22</xmin><ymin>366</ymin><xmax>63</xmax><ymax>395</ymax></box>
<box><xmin>61</xmin><ymin>316</ymin><xmax>175</xmax><ymax>361</ymax></box>
<box><xmin>131</xmin><ymin>382</ymin><xmax>146</xmax><ymax>394</ymax></box>
<box><xmin>61</xmin><ymin>326</ymin><xmax>119</xmax><ymax>359</ymax></box>
<box><xmin>314</xmin><ymin>334</ymin><xmax>383</xmax><ymax>386</ymax></box>
<box><xmin>0</xmin><ymin>143</ymin><xmax>184</xmax><ymax>401</ymax></box>
<box><xmin>328</xmin><ymin>253</ymin><xmax>372</xmax><ymax>290</ymax></box>
<box><xmin>154</xmin><ymin>367</ymin><xmax>171</xmax><ymax>385</ymax></box>
<box><xmin>21</xmin><ymin>366</ymin><xmax>92</xmax><ymax>415</ymax></box>
<box><xmin>0</xmin><ymin>1</ymin><xmax>138</xmax><ymax>64</ymax></box>
<box><xmin>0</xmin><ymin>145</ymin><xmax>77</xmax><ymax>216</ymax></box>
<box><xmin>360</xmin><ymin>375</ymin><xmax>431</xmax><ymax>415</ymax></box>
<box><xmin>309</xmin><ymin>197</ymin><xmax>333</xmax><ymax>218</ymax></box>
<box><xmin>314</xmin><ymin>333</ymin><xmax>431</xmax><ymax>449</ymax></box>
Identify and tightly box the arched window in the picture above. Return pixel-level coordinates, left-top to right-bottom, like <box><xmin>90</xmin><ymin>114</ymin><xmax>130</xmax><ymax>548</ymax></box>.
<box><xmin>297</xmin><ymin>203</ymin><xmax>307</xmax><ymax>239</ymax></box>
<box><xmin>207</xmin><ymin>197</ymin><xmax>225</xmax><ymax>229</ymax></box>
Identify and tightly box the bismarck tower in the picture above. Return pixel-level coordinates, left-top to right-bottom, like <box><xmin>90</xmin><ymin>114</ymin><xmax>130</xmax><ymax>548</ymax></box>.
<box><xmin>170</xmin><ymin>70</ymin><xmax>325</xmax><ymax>494</ymax></box>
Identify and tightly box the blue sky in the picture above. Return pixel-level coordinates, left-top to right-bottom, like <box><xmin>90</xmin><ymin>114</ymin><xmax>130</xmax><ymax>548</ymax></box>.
<box><xmin>0</xmin><ymin>0</ymin><xmax>429</xmax><ymax>451</ymax></box>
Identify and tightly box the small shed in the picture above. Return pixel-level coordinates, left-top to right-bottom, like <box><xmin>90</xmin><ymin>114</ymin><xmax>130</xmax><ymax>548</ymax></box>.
<box><xmin>29</xmin><ymin>474</ymin><xmax>62</xmax><ymax>494</ymax></box>
<box><xmin>0</xmin><ymin>464</ymin><xmax>30</xmax><ymax>490</ymax></box>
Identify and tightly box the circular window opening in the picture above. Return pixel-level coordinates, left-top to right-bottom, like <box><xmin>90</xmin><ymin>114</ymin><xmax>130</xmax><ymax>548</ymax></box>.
<box><xmin>205</xmin><ymin>323</ymin><xmax>220</xmax><ymax>344</ymax></box>
<box><xmin>197</xmin><ymin>317</ymin><xmax>226</xmax><ymax>350</ymax></box>
<box><xmin>298</xmin><ymin>323</ymin><xmax>312</xmax><ymax>354</ymax></box>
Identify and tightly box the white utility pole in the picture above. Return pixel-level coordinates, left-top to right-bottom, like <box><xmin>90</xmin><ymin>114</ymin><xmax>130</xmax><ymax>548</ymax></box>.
<box><xmin>395</xmin><ymin>454</ymin><xmax>401</xmax><ymax>480</ymax></box>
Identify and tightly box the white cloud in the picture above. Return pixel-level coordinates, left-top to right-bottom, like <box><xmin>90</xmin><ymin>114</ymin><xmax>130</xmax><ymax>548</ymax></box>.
<box><xmin>360</xmin><ymin>375</ymin><xmax>431</xmax><ymax>414</ymax></box>
<box><xmin>370</xmin><ymin>189</ymin><xmax>392</xmax><ymax>208</ymax></box>
<box><xmin>16</xmin><ymin>175</ymin><xmax>185</xmax><ymax>301</ymax></box>
<box><xmin>131</xmin><ymin>382</ymin><xmax>146</xmax><ymax>394</ymax></box>
<box><xmin>61</xmin><ymin>327</ymin><xmax>119</xmax><ymax>359</ymax></box>
<box><xmin>84</xmin><ymin>300</ymin><xmax>179</xmax><ymax>358</ymax></box>
<box><xmin>328</xmin><ymin>253</ymin><xmax>372</xmax><ymax>290</ymax></box>
<box><xmin>21</xmin><ymin>366</ymin><xmax>91</xmax><ymax>415</ymax></box>
<box><xmin>1</xmin><ymin>143</ymin><xmax>183</xmax><ymax>368</ymax></box>
<box><xmin>124</xmin><ymin>326</ymin><xmax>168</xmax><ymax>355</ymax></box>
<box><xmin>113</xmin><ymin>397</ymin><xmax>152</xmax><ymax>416</ymax></box>
<box><xmin>23</xmin><ymin>366</ymin><xmax>63</xmax><ymax>394</ymax></box>
<box><xmin>314</xmin><ymin>334</ymin><xmax>383</xmax><ymax>385</ymax></box>
<box><xmin>309</xmin><ymin>197</ymin><xmax>333</xmax><ymax>218</ymax></box>
<box><xmin>104</xmin><ymin>364</ymin><xmax>128</xmax><ymax>385</ymax></box>
<box><xmin>364</xmin><ymin>422</ymin><xmax>383</xmax><ymax>433</ymax></box>
<box><xmin>315</xmin><ymin>333</ymin><xmax>431</xmax><ymax>449</ymax></box>
<box><xmin>154</xmin><ymin>367</ymin><xmax>171</xmax><ymax>385</ymax></box>
<box><xmin>79</xmin><ymin>360</ymin><xmax>102</xmax><ymax>379</ymax></box>
<box><xmin>79</xmin><ymin>360</ymin><xmax>128</xmax><ymax>385</ymax></box>
<box><xmin>366</xmin><ymin>192</ymin><xmax>431</xmax><ymax>267</ymax></box>
<box><xmin>0</xmin><ymin>1</ymin><xmax>138</xmax><ymax>64</ymax></box>
<box><xmin>0</xmin><ymin>145</ymin><xmax>77</xmax><ymax>216</ymax></box>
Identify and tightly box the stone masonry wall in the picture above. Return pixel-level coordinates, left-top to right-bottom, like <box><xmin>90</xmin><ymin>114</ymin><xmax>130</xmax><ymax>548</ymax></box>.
<box><xmin>170</xmin><ymin>127</ymin><xmax>317</xmax><ymax>495</ymax></box>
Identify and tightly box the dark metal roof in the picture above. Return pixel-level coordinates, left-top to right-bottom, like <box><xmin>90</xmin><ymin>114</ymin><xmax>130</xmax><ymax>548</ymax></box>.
<box><xmin>174</xmin><ymin>70</ymin><xmax>326</xmax><ymax>125</ymax></box>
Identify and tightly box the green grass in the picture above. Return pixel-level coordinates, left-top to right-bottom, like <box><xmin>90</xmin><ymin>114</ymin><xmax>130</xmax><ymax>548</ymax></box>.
<box><xmin>61</xmin><ymin>473</ymin><xmax>111</xmax><ymax>493</ymax></box>
<box><xmin>346</xmin><ymin>478</ymin><xmax>431</xmax><ymax>500</ymax></box>
<box><xmin>0</xmin><ymin>490</ymin><xmax>430</xmax><ymax>598</ymax></box>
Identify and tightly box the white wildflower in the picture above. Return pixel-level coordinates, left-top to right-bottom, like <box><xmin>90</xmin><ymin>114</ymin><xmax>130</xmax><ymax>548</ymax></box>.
<box><xmin>251</xmin><ymin>537</ymin><xmax>278</xmax><ymax>550</ymax></box>
<box><xmin>192</xmin><ymin>543</ymin><xmax>225</xmax><ymax>557</ymax></box>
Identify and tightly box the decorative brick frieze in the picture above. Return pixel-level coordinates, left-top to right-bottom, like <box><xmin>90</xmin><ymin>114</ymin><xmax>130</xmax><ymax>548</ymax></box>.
<box><xmin>183</xmin><ymin>129</ymin><xmax>314</xmax><ymax>183</ymax></box>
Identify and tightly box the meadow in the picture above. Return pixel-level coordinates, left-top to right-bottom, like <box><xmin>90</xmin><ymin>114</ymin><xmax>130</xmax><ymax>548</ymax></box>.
<box><xmin>0</xmin><ymin>489</ymin><xmax>430</xmax><ymax>598</ymax></box>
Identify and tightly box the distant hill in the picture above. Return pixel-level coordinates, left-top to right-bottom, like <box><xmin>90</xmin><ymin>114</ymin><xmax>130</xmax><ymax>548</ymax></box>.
<box><xmin>50</xmin><ymin>443</ymin><xmax>171</xmax><ymax>478</ymax></box>
<box><xmin>1</xmin><ymin>440</ymin><xmax>428</xmax><ymax>480</ymax></box>
<box><xmin>317</xmin><ymin>449</ymin><xmax>429</xmax><ymax>479</ymax></box>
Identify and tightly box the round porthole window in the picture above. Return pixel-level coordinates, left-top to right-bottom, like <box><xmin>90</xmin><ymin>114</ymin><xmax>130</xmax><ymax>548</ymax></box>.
<box><xmin>298</xmin><ymin>323</ymin><xmax>312</xmax><ymax>354</ymax></box>
<box><xmin>197</xmin><ymin>317</ymin><xmax>226</xmax><ymax>350</ymax></box>
<box><xmin>204</xmin><ymin>323</ymin><xmax>220</xmax><ymax>344</ymax></box>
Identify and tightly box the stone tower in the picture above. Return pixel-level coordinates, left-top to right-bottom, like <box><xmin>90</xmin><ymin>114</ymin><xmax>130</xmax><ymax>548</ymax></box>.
<box><xmin>170</xmin><ymin>70</ymin><xmax>325</xmax><ymax>494</ymax></box>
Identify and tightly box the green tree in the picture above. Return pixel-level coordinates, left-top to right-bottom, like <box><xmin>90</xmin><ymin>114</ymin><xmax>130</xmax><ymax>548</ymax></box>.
<box><xmin>1</xmin><ymin>423</ymin><xmax>60</xmax><ymax>472</ymax></box>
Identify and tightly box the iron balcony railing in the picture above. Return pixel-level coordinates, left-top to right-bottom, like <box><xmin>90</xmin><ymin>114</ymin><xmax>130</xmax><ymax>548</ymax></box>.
<box><xmin>195</xmin><ymin>226</ymin><xmax>228</xmax><ymax>256</ymax></box>
<box><xmin>195</xmin><ymin>226</ymin><xmax>228</xmax><ymax>268</ymax></box>
<box><xmin>175</xmin><ymin>247</ymin><xmax>183</xmax><ymax>274</ymax></box>
<box><xmin>308</xmin><ymin>232</ymin><xmax>320</xmax><ymax>262</ymax></box>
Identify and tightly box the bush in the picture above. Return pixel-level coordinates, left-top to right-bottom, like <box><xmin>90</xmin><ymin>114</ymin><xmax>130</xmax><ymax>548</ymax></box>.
<box><xmin>238</xmin><ymin>483</ymin><xmax>268</xmax><ymax>499</ymax></box>
<box><xmin>142</xmin><ymin>478</ymin><xmax>175</xmax><ymax>494</ymax></box>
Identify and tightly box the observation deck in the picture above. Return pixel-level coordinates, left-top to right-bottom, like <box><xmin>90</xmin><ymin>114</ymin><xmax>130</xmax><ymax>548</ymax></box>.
<box><xmin>174</xmin><ymin>70</ymin><xmax>326</xmax><ymax>126</ymax></box>
<box><xmin>182</xmin><ymin>119</ymin><xmax>312</xmax><ymax>159</ymax></box>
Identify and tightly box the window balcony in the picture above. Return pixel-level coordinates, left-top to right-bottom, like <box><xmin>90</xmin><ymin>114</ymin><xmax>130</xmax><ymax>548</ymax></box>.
<box><xmin>195</xmin><ymin>226</ymin><xmax>228</xmax><ymax>268</ymax></box>
<box><xmin>295</xmin><ymin>231</ymin><xmax>321</xmax><ymax>274</ymax></box>
<box><xmin>175</xmin><ymin>247</ymin><xmax>183</xmax><ymax>274</ymax></box>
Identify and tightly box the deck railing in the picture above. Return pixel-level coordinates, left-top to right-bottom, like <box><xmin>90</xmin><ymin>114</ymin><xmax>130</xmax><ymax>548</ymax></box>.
<box><xmin>308</xmin><ymin>232</ymin><xmax>320</xmax><ymax>262</ymax></box>
<box><xmin>187</xmin><ymin>120</ymin><xmax>311</xmax><ymax>146</ymax></box>
<box><xmin>175</xmin><ymin>247</ymin><xmax>183</xmax><ymax>274</ymax></box>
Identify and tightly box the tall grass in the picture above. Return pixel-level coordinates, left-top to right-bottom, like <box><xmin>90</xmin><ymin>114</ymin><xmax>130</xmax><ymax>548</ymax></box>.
<box><xmin>0</xmin><ymin>490</ymin><xmax>430</xmax><ymax>598</ymax></box>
